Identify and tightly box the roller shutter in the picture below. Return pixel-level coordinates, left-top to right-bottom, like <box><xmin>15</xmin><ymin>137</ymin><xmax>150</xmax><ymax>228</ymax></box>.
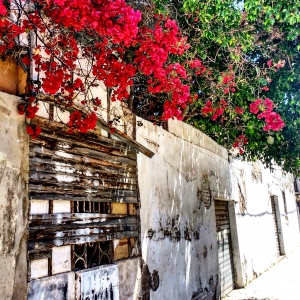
<box><xmin>215</xmin><ymin>200</ymin><xmax>235</xmax><ymax>297</ymax></box>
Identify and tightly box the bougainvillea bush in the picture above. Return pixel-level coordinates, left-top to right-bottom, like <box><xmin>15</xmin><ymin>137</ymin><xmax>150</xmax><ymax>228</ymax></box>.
<box><xmin>0</xmin><ymin>0</ymin><xmax>297</xmax><ymax>173</ymax></box>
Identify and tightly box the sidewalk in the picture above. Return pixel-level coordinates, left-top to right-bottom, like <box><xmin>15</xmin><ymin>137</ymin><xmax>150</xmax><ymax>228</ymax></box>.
<box><xmin>223</xmin><ymin>247</ymin><xmax>300</xmax><ymax>300</ymax></box>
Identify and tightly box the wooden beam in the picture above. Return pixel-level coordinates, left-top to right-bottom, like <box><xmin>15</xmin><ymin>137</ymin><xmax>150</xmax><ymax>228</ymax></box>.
<box><xmin>29</xmin><ymin>212</ymin><xmax>129</xmax><ymax>225</ymax></box>
<box><xmin>29</xmin><ymin>193</ymin><xmax>138</xmax><ymax>203</ymax></box>
<box><xmin>28</xmin><ymin>230</ymin><xmax>139</xmax><ymax>251</ymax></box>
<box><xmin>30</xmin><ymin>156</ymin><xmax>137</xmax><ymax>179</ymax></box>
<box><xmin>96</xmin><ymin>118</ymin><xmax>155</xmax><ymax>158</ymax></box>
<box><xmin>32</xmin><ymin>99</ymin><xmax>155</xmax><ymax>158</ymax></box>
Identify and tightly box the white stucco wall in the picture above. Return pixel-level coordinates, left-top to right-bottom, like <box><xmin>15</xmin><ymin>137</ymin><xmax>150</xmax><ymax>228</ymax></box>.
<box><xmin>135</xmin><ymin>118</ymin><xmax>300</xmax><ymax>298</ymax></box>
<box><xmin>136</xmin><ymin>119</ymin><xmax>231</xmax><ymax>300</ymax></box>
<box><xmin>0</xmin><ymin>92</ymin><xmax>28</xmax><ymax>299</ymax></box>
<box><xmin>229</xmin><ymin>159</ymin><xmax>300</xmax><ymax>285</ymax></box>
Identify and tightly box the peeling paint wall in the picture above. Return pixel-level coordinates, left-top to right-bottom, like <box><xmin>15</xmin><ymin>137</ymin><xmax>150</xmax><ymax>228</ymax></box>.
<box><xmin>136</xmin><ymin>118</ymin><xmax>300</xmax><ymax>298</ymax></box>
<box><xmin>0</xmin><ymin>91</ymin><xmax>28</xmax><ymax>299</ymax></box>
<box><xmin>229</xmin><ymin>159</ymin><xmax>300</xmax><ymax>286</ymax></box>
<box><xmin>116</xmin><ymin>258</ymin><xmax>140</xmax><ymax>300</ymax></box>
<box><xmin>136</xmin><ymin>119</ymin><xmax>231</xmax><ymax>300</ymax></box>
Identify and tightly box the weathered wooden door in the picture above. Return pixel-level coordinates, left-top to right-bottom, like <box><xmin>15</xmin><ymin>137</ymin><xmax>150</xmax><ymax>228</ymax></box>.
<box><xmin>215</xmin><ymin>200</ymin><xmax>235</xmax><ymax>298</ymax></box>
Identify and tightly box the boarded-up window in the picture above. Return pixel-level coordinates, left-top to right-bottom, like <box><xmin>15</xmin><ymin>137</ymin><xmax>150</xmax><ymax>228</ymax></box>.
<box><xmin>28</xmin><ymin>123</ymin><xmax>140</xmax><ymax>280</ymax></box>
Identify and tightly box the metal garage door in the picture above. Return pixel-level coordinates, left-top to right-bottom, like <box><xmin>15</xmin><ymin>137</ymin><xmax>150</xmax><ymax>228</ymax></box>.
<box><xmin>270</xmin><ymin>196</ymin><xmax>282</xmax><ymax>257</ymax></box>
<box><xmin>215</xmin><ymin>200</ymin><xmax>235</xmax><ymax>297</ymax></box>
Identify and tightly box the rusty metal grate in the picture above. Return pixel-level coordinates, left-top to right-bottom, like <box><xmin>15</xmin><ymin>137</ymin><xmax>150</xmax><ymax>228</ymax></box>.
<box><xmin>72</xmin><ymin>241</ymin><xmax>112</xmax><ymax>271</ymax></box>
<box><xmin>73</xmin><ymin>200</ymin><xmax>111</xmax><ymax>214</ymax></box>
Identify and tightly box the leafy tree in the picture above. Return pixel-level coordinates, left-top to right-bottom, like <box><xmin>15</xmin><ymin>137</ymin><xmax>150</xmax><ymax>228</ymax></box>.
<box><xmin>150</xmin><ymin>0</ymin><xmax>300</xmax><ymax>175</ymax></box>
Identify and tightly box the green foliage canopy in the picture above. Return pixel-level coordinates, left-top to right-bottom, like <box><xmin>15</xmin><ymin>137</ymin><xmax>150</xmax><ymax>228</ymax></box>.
<box><xmin>151</xmin><ymin>0</ymin><xmax>300</xmax><ymax>175</ymax></box>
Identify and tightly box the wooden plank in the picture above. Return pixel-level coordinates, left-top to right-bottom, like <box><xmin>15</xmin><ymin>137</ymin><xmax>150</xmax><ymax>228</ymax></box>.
<box><xmin>96</xmin><ymin>118</ymin><xmax>155</xmax><ymax>158</ymax></box>
<box><xmin>29</xmin><ymin>185</ymin><xmax>137</xmax><ymax>197</ymax></box>
<box><xmin>29</xmin><ymin>213</ymin><xmax>138</xmax><ymax>230</ymax></box>
<box><xmin>29</xmin><ymin>212</ymin><xmax>128</xmax><ymax>225</ymax></box>
<box><xmin>29</xmin><ymin>172</ymin><xmax>137</xmax><ymax>192</ymax></box>
<box><xmin>30</xmin><ymin>156</ymin><xmax>137</xmax><ymax>180</ymax></box>
<box><xmin>31</xmin><ymin>131</ymin><xmax>137</xmax><ymax>159</ymax></box>
<box><xmin>31</xmin><ymin>116</ymin><xmax>133</xmax><ymax>152</ymax></box>
<box><xmin>29</xmin><ymin>150</ymin><xmax>136</xmax><ymax>173</ymax></box>
<box><xmin>30</xmin><ymin>141</ymin><xmax>137</xmax><ymax>166</ymax></box>
<box><xmin>31</xmin><ymin>111</ymin><xmax>155</xmax><ymax>158</ymax></box>
<box><xmin>28</xmin><ymin>230</ymin><xmax>139</xmax><ymax>251</ymax></box>
<box><xmin>29</xmin><ymin>193</ymin><xmax>138</xmax><ymax>203</ymax></box>
<box><xmin>29</xmin><ymin>225</ymin><xmax>140</xmax><ymax>241</ymax></box>
<box><xmin>28</xmin><ymin>249</ymin><xmax>52</xmax><ymax>261</ymax></box>
<box><xmin>30</xmin><ymin>145</ymin><xmax>136</xmax><ymax>169</ymax></box>
<box><xmin>29</xmin><ymin>216</ymin><xmax>138</xmax><ymax>230</ymax></box>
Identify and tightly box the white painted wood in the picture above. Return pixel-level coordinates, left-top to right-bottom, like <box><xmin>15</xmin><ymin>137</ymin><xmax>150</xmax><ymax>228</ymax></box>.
<box><xmin>53</xmin><ymin>200</ymin><xmax>71</xmax><ymax>213</ymax></box>
<box><xmin>28</xmin><ymin>272</ymin><xmax>75</xmax><ymax>300</ymax></box>
<box><xmin>75</xmin><ymin>265</ymin><xmax>119</xmax><ymax>300</ymax></box>
<box><xmin>30</xmin><ymin>258</ymin><xmax>48</xmax><ymax>280</ymax></box>
<box><xmin>30</xmin><ymin>200</ymin><xmax>49</xmax><ymax>215</ymax></box>
<box><xmin>52</xmin><ymin>246</ymin><xmax>72</xmax><ymax>275</ymax></box>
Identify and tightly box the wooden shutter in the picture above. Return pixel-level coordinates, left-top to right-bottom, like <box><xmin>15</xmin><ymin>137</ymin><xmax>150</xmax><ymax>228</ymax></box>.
<box><xmin>28</xmin><ymin>125</ymin><xmax>139</xmax><ymax>276</ymax></box>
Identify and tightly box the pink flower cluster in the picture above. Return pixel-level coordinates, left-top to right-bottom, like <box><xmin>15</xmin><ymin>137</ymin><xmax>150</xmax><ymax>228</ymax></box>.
<box><xmin>250</xmin><ymin>99</ymin><xmax>284</xmax><ymax>131</ymax></box>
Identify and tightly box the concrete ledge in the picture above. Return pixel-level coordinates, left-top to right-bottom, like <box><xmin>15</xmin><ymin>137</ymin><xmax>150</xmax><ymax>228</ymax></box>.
<box><xmin>168</xmin><ymin>119</ymin><xmax>228</xmax><ymax>160</ymax></box>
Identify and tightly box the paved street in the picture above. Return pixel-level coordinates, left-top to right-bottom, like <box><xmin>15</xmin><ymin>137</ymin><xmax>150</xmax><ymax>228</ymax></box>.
<box><xmin>223</xmin><ymin>247</ymin><xmax>300</xmax><ymax>300</ymax></box>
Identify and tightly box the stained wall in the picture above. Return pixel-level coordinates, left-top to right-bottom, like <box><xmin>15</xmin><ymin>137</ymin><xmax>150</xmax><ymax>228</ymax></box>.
<box><xmin>136</xmin><ymin>118</ymin><xmax>231</xmax><ymax>299</ymax></box>
<box><xmin>229</xmin><ymin>159</ymin><xmax>300</xmax><ymax>286</ymax></box>
<box><xmin>0</xmin><ymin>91</ymin><xmax>28</xmax><ymax>300</ymax></box>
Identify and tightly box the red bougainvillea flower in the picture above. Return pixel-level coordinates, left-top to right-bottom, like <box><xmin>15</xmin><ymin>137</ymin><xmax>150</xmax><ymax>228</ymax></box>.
<box><xmin>189</xmin><ymin>59</ymin><xmax>206</xmax><ymax>75</ymax></box>
<box><xmin>224</xmin><ymin>88</ymin><xmax>230</xmax><ymax>94</ymax></box>
<box><xmin>222</xmin><ymin>74</ymin><xmax>234</xmax><ymax>85</ymax></box>
<box><xmin>261</xmin><ymin>86</ymin><xmax>269</xmax><ymax>91</ymax></box>
<box><xmin>249</xmin><ymin>99</ymin><xmax>263</xmax><ymax>114</ymax></box>
<box><xmin>267</xmin><ymin>60</ymin><xmax>272</xmax><ymax>67</ymax></box>
<box><xmin>263</xmin><ymin>112</ymin><xmax>285</xmax><ymax>131</ymax></box>
<box><xmin>0</xmin><ymin>3</ymin><xmax>7</xmax><ymax>15</ymax></box>
<box><xmin>68</xmin><ymin>111</ymin><xmax>97</xmax><ymax>133</ymax></box>
<box><xmin>235</xmin><ymin>107</ymin><xmax>244</xmax><ymax>114</ymax></box>
<box><xmin>27</xmin><ymin>126</ymin><xmax>42</xmax><ymax>139</ymax></box>
<box><xmin>232</xmin><ymin>134</ymin><xmax>248</xmax><ymax>155</ymax></box>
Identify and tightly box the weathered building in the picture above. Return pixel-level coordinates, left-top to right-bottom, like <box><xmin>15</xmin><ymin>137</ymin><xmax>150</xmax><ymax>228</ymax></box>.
<box><xmin>136</xmin><ymin>118</ymin><xmax>300</xmax><ymax>299</ymax></box>
<box><xmin>0</xmin><ymin>89</ymin><xmax>299</xmax><ymax>299</ymax></box>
